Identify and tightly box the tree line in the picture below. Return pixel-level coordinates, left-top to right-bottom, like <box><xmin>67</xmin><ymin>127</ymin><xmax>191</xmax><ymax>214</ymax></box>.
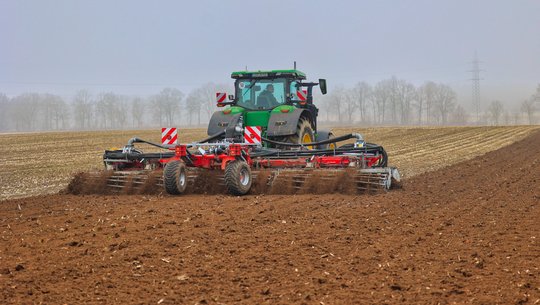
<box><xmin>0</xmin><ymin>79</ymin><xmax>538</xmax><ymax>132</ymax></box>
<box><xmin>319</xmin><ymin>78</ymin><xmax>539</xmax><ymax>126</ymax></box>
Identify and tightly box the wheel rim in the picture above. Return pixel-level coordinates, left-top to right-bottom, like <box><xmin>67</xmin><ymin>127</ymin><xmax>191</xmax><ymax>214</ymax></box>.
<box><xmin>239</xmin><ymin>168</ymin><xmax>250</xmax><ymax>186</ymax></box>
<box><xmin>302</xmin><ymin>133</ymin><xmax>313</xmax><ymax>149</ymax></box>
<box><xmin>302</xmin><ymin>133</ymin><xmax>312</xmax><ymax>143</ymax></box>
<box><xmin>178</xmin><ymin>169</ymin><xmax>186</xmax><ymax>186</ymax></box>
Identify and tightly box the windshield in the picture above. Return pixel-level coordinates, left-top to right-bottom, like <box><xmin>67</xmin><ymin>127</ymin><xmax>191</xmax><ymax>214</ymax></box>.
<box><xmin>235</xmin><ymin>78</ymin><xmax>286</xmax><ymax>110</ymax></box>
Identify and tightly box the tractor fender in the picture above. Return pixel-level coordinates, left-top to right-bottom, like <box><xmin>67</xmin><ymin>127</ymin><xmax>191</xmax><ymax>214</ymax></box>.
<box><xmin>207</xmin><ymin>111</ymin><xmax>242</xmax><ymax>138</ymax></box>
<box><xmin>267</xmin><ymin>108</ymin><xmax>313</xmax><ymax>137</ymax></box>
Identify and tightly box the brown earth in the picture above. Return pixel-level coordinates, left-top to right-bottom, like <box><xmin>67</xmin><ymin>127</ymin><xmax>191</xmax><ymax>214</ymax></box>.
<box><xmin>1</xmin><ymin>131</ymin><xmax>539</xmax><ymax>304</ymax></box>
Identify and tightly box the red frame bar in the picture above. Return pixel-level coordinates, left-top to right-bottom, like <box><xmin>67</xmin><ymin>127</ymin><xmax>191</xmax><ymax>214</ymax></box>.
<box><xmin>154</xmin><ymin>146</ymin><xmax>383</xmax><ymax>171</ymax></box>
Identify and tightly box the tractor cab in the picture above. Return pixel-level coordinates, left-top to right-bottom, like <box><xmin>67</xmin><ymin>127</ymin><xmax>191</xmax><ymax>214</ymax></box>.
<box><xmin>232</xmin><ymin>70</ymin><xmax>307</xmax><ymax>111</ymax></box>
<box><xmin>209</xmin><ymin>69</ymin><xmax>329</xmax><ymax>146</ymax></box>
<box><xmin>219</xmin><ymin>70</ymin><xmax>326</xmax><ymax>110</ymax></box>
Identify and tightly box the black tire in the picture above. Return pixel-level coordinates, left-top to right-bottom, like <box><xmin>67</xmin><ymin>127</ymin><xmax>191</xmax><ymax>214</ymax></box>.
<box><xmin>163</xmin><ymin>160</ymin><xmax>187</xmax><ymax>195</ymax></box>
<box><xmin>286</xmin><ymin>117</ymin><xmax>315</xmax><ymax>147</ymax></box>
<box><xmin>326</xmin><ymin>133</ymin><xmax>337</xmax><ymax>149</ymax></box>
<box><xmin>317</xmin><ymin>132</ymin><xmax>336</xmax><ymax>149</ymax></box>
<box><xmin>224</xmin><ymin>160</ymin><xmax>252</xmax><ymax>195</ymax></box>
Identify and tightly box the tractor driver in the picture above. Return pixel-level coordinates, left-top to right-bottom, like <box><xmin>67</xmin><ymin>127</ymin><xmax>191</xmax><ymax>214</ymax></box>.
<box><xmin>257</xmin><ymin>84</ymin><xmax>279</xmax><ymax>109</ymax></box>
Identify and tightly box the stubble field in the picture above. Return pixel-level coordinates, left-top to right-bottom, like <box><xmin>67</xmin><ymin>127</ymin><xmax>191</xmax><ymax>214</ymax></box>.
<box><xmin>0</xmin><ymin>126</ymin><xmax>538</xmax><ymax>200</ymax></box>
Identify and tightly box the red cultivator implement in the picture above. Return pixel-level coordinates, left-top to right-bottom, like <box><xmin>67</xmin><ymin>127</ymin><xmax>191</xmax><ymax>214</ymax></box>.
<box><xmin>97</xmin><ymin>132</ymin><xmax>400</xmax><ymax>196</ymax></box>
<box><xmin>72</xmin><ymin>69</ymin><xmax>402</xmax><ymax>196</ymax></box>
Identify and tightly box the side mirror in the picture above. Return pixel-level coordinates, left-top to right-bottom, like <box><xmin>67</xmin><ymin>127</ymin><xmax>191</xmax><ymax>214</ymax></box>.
<box><xmin>319</xmin><ymin>79</ymin><xmax>327</xmax><ymax>95</ymax></box>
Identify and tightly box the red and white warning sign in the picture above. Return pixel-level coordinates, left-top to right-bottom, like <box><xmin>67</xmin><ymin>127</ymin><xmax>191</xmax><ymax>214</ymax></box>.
<box><xmin>161</xmin><ymin>127</ymin><xmax>178</xmax><ymax>145</ymax></box>
<box><xmin>244</xmin><ymin>126</ymin><xmax>262</xmax><ymax>145</ymax></box>
<box><xmin>216</xmin><ymin>92</ymin><xmax>226</xmax><ymax>104</ymax></box>
<box><xmin>296</xmin><ymin>89</ymin><xmax>307</xmax><ymax>101</ymax></box>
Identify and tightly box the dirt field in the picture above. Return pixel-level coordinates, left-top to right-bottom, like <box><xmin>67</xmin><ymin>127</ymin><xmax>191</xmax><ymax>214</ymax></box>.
<box><xmin>1</xmin><ymin>126</ymin><xmax>538</xmax><ymax>200</ymax></box>
<box><xmin>1</xmin><ymin>129</ymin><xmax>539</xmax><ymax>304</ymax></box>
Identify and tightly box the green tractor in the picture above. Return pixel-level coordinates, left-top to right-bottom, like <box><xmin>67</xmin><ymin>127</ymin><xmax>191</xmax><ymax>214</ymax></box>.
<box><xmin>208</xmin><ymin>69</ymin><xmax>335</xmax><ymax>149</ymax></box>
<box><xmin>98</xmin><ymin>68</ymin><xmax>401</xmax><ymax>195</ymax></box>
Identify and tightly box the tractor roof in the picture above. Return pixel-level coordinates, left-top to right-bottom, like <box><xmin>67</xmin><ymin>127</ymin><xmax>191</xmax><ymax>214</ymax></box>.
<box><xmin>231</xmin><ymin>69</ymin><xmax>306</xmax><ymax>80</ymax></box>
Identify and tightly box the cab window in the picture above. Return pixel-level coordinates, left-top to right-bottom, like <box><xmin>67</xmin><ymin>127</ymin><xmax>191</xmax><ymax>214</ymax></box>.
<box><xmin>236</xmin><ymin>78</ymin><xmax>286</xmax><ymax>110</ymax></box>
<box><xmin>290</xmin><ymin>81</ymin><xmax>300</xmax><ymax>101</ymax></box>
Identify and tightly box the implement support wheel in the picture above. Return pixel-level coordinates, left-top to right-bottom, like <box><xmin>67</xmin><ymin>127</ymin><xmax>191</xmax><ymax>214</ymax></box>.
<box><xmin>224</xmin><ymin>160</ymin><xmax>252</xmax><ymax>195</ymax></box>
<box><xmin>163</xmin><ymin>160</ymin><xmax>187</xmax><ymax>195</ymax></box>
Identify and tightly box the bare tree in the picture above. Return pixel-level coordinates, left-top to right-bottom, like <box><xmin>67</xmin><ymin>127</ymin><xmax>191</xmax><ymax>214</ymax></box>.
<box><xmin>189</xmin><ymin>83</ymin><xmax>229</xmax><ymax>122</ymax></box>
<box><xmin>395</xmin><ymin>79</ymin><xmax>416</xmax><ymax>125</ymax></box>
<box><xmin>94</xmin><ymin>92</ymin><xmax>120</xmax><ymax>129</ymax></box>
<box><xmin>503</xmin><ymin>111</ymin><xmax>511</xmax><ymax>125</ymax></box>
<box><xmin>432</xmin><ymin>84</ymin><xmax>456</xmax><ymax>125</ymax></box>
<box><xmin>352</xmin><ymin>82</ymin><xmax>372</xmax><ymax>123</ymax></box>
<box><xmin>0</xmin><ymin>93</ymin><xmax>10</xmax><ymax>131</ymax></box>
<box><xmin>451</xmin><ymin>104</ymin><xmax>468</xmax><ymax>125</ymax></box>
<box><xmin>131</xmin><ymin>97</ymin><xmax>145</xmax><ymax>128</ymax></box>
<box><xmin>317</xmin><ymin>93</ymin><xmax>333</xmax><ymax>123</ymax></box>
<box><xmin>194</xmin><ymin>84</ymin><xmax>217</xmax><ymax>123</ymax></box>
<box><xmin>328</xmin><ymin>86</ymin><xmax>346</xmax><ymax>123</ymax></box>
<box><xmin>487</xmin><ymin>100</ymin><xmax>504</xmax><ymax>125</ymax></box>
<box><xmin>162</xmin><ymin>89</ymin><xmax>183</xmax><ymax>126</ymax></box>
<box><xmin>512</xmin><ymin>112</ymin><xmax>521</xmax><ymax>125</ymax></box>
<box><xmin>416</xmin><ymin>81</ymin><xmax>437</xmax><ymax>124</ymax></box>
<box><xmin>185</xmin><ymin>92</ymin><xmax>202</xmax><ymax>126</ymax></box>
<box><xmin>372</xmin><ymin>80</ymin><xmax>391</xmax><ymax>124</ymax></box>
<box><xmin>151</xmin><ymin>88</ymin><xmax>183</xmax><ymax>127</ymax></box>
<box><xmin>40</xmin><ymin>94</ymin><xmax>53</xmax><ymax>130</ymax></box>
<box><xmin>342</xmin><ymin>88</ymin><xmax>358</xmax><ymax>123</ymax></box>
<box><xmin>45</xmin><ymin>94</ymin><xmax>69</xmax><ymax>129</ymax></box>
<box><xmin>40</xmin><ymin>94</ymin><xmax>69</xmax><ymax>130</ymax></box>
<box><xmin>520</xmin><ymin>98</ymin><xmax>536</xmax><ymax>124</ymax></box>
<box><xmin>386</xmin><ymin>77</ymin><xmax>399</xmax><ymax>123</ymax></box>
<box><xmin>72</xmin><ymin>90</ymin><xmax>94</xmax><ymax>130</ymax></box>
<box><xmin>115</xmin><ymin>96</ymin><xmax>129</xmax><ymax>128</ymax></box>
<box><xmin>11</xmin><ymin>93</ymin><xmax>42</xmax><ymax>131</ymax></box>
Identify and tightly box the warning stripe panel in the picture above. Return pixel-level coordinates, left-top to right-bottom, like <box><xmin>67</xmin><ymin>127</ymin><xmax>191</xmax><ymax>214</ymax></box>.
<box><xmin>216</xmin><ymin>92</ymin><xmax>226</xmax><ymax>103</ymax></box>
<box><xmin>297</xmin><ymin>90</ymin><xmax>307</xmax><ymax>101</ymax></box>
<box><xmin>245</xmin><ymin>126</ymin><xmax>261</xmax><ymax>142</ymax></box>
<box><xmin>168</xmin><ymin>133</ymin><xmax>178</xmax><ymax>145</ymax></box>
<box><xmin>161</xmin><ymin>127</ymin><xmax>178</xmax><ymax>145</ymax></box>
<box><xmin>244</xmin><ymin>126</ymin><xmax>262</xmax><ymax>144</ymax></box>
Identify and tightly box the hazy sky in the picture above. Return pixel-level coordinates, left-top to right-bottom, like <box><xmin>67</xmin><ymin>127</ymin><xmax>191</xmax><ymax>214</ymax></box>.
<box><xmin>1</xmin><ymin>0</ymin><xmax>539</xmax><ymax>109</ymax></box>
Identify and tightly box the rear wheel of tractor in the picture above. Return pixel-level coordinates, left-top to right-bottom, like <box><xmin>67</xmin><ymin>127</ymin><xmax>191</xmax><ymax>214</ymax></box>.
<box><xmin>224</xmin><ymin>160</ymin><xmax>252</xmax><ymax>195</ymax></box>
<box><xmin>286</xmin><ymin>117</ymin><xmax>314</xmax><ymax>148</ymax></box>
<box><xmin>163</xmin><ymin>160</ymin><xmax>187</xmax><ymax>195</ymax></box>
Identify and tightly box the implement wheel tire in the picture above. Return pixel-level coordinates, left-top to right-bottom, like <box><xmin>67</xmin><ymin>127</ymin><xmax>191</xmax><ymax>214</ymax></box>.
<box><xmin>317</xmin><ymin>131</ymin><xmax>336</xmax><ymax>150</ymax></box>
<box><xmin>326</xmin><ymin>133</ymin><xmax>337</xmax><ymax>149</ymax></box>
<box><xmin>224</xmin><ymin>160</ymin><xmax>252</xmax><ymax>195</ymax></box>
<box><xmin>163</xmin><ymin>160</ymin><xmax>187</xmax><ymax>195</ymax></box>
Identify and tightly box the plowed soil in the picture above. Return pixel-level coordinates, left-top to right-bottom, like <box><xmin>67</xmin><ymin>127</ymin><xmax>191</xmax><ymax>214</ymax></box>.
<box><xmin>1</xmin><ymin>131</ymin><xmax>539</xmax><ymax>304</ymax></box>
